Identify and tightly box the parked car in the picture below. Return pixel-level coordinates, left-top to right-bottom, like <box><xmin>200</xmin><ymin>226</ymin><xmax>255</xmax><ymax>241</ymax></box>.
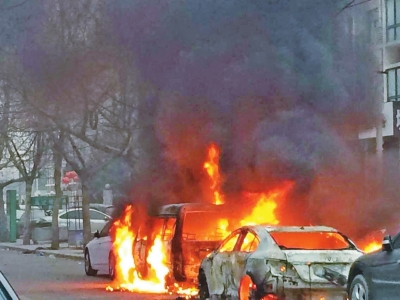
<box><xmin>83</xmin><ymin>203</ymin><xmax>235</xmax><ymax>287</ymax></box>
<box><xmin>89</xmin><ymin>203</ymin><xmax>115</xmax><ymax>217</ymax></box>
<box><xmin>84</xmin><ymin>221</ymin><xmax>115</xmax><ymax>278</ymax></box>
<box><xmin>40</xmin><ymin>208</ymin><xmax>112</xmax><ymax>233</ymax></box>
<box><xmin>18</xmin><ymin>209</ymin><xmax>51</xmax><ymax>238</ymax></box>
<box><xmin>0</xmin><ymin>271</ymin><xmax>19</xmax><ymax>300</ymax></box>
<box><xmin>133</xmin><ymin>203</ymin><xmax>236</xmax><ymax>288</ymax></box>
<box><xmin>198</xmin><ymin>225</ymin><xmax>363</xmax><ymax>300</ymax></box>
<box><xmin>347</xmin><ymin>233</ymin><xmax>400</xmax><ymax>300</ymax></box>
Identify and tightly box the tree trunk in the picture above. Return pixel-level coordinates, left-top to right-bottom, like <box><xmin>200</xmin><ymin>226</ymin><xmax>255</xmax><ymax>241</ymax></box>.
<box><xmin>22</xmin><ymin>181</ymin><xmax>33</xmax><ymax>245</ymax></box>
<box><xmin>51</xmin><ymin>148</ymin><xmax>63</xmax><ymax>249</ymax></box>
<box><xmin>81</xmin><ymin>183</ymin><xmax>91</xmax><ymax>247</ymax></box>
<box><xmin>0</xmin><ymin>187</ymin><xmax>9</xmax><ymax>242</ymax></box>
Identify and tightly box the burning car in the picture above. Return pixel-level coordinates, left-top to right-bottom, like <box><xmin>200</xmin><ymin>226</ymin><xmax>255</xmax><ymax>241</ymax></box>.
<box><xmin>198</xmin><ymin>225</ymin><xmax>363</xmax><ymax>300</ymax></box>
<box><xmin>133</xmin><ymin>202</ymin><xmax>236</xmax><ymax>289</ymax></box>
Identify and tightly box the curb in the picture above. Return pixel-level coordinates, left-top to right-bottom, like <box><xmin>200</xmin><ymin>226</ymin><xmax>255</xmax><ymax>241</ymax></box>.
<box><xmin>0</xmin><ymin>245</ymin><xmax>84</xmax><ymax>261</ymax></box>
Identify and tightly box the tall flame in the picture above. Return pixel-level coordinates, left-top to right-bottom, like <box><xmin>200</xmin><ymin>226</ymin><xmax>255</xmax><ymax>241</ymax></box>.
<box><xmin>204</xmin><ymin>143</ymin><xmax>224</xmax><ymax>205</ymax></box>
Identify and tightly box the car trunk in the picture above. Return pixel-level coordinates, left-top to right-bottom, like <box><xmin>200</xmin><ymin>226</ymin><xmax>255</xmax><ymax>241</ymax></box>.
<box><xmin>283</xmin><ymin>250</ymin><xmax>363</xmax><ymax>285</ymax></box>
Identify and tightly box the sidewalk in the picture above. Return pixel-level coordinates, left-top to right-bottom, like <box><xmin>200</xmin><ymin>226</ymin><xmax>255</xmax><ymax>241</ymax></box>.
<box><xmin>0</xmin><ymin>239</ymin><xmax>84</xmax><ymax>260</ymax></box>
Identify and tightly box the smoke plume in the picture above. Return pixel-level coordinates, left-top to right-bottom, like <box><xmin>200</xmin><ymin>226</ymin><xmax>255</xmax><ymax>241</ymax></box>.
<box><xmin>107</xmin><ymin>0</ymin><xmax>384</xmax><ymax>237</ymax></box>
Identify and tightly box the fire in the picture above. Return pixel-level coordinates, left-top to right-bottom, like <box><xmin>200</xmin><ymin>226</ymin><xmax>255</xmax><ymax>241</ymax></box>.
<box><xmin>241</xmin><ymin>183</ymin><xmax>293</xmax><ymax>226</ymax></box>
<box><xmin>106</xmin><ymin>205</ymin><xmax>169</xmax><ymax>293</ymax></box>
<box><xmin>363</xmin><ymin>241</ymin><xmax>381</xmax><ymax>253</ymax></box>
<box><xmin>204</xmin><ymin>143</ymin><xmax>224</xmax><ymax>205</ymax></box>
<box><xmin>356</xmin><ymin>230</ymin><xmax>384</xmax><ymax>253</ymax></box>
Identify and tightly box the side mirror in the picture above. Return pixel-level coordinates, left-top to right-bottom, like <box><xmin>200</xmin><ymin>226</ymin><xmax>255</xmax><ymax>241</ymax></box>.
<box><xmin>94</xmin><ymin>230</ymin><xmax>100</xmax><ymax>238</ymax></box>
<box><xmin>382</xmin><ymin>235</ymin><xmax>393</xmax><ymax>252</ymax></box>
<box><xmin>104</xmin><ymin>216</ymin><xmax>110</xmax><ymax>221</ymax></box>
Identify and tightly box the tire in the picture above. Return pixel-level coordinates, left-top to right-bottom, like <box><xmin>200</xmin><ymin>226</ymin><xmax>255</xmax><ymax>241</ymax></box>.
<box><xmin>109</xmin><ymin>252</ymin><xmax>116</xmax><ymax>279</ymax></box>
<box><xmin>349</xmin><ymin>274</ymin><xmax>369</xmax><ymax>300</ymax></box>
<box><xmin>84</xmin><ymin>250</ymin><xmax>98</xmax><ymax>276</ymax></box>
<box><xmin>239</xmin><ymin>275</ymin><xmax>255</xmax><ymax>300</ymax></box>
<box><xmin>198</xmin><ymin>270</ymin><xmax>209</xmax><ymax>299</ymax></box>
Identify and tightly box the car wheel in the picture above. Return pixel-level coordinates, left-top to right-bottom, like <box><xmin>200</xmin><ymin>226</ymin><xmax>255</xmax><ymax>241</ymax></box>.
<box><xmin>84</xmin><ymin>250</ymin><xmax>98</xmax><ymax>276</ymax></box>
<box><xmin>349</xmin><ymin>274</ymin><xmax>369</xmax><ymax>300</ymax></box>
<box><xmin>198</xmin><ymin>270</ymin><xmax>209</xmax><ymax>299</ymax></box>
<box><xmin>239</xmin><ymin>274</ymin><xmax>255</xmax><ymax>300</ymax></box>
<box><xmin>109</xmin><ymin>252</ymin><xmax>116</xmax><ymax>279</ymax></box>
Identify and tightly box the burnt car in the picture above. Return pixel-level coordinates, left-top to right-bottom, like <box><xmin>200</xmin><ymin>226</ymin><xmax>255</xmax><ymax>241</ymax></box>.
<box><xmin>133</xmin><ymin>203</ymin><xmax>234</xmax><ymax>288</ymax></box>
<box><xmin>347</xmin><ymin>233</ymin><xmax>400</xmax><ymax>300</ymax></box>
<box><xmin>198</xmin><ymin>225</ymin><xmax>363</xmax><ymax>300</ymax></box>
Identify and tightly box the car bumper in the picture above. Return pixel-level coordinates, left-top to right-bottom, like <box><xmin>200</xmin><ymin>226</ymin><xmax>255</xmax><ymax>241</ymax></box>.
<box><xmin>280</xmin><ymin>289</ymin><xmax>347</xmax><ymax>300</ymax></box>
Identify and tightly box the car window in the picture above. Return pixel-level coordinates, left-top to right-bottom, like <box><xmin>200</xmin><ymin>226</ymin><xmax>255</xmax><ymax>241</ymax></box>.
<box><xmin>0</xmin><ymin>271</ymin><xmax>19</xmax><ymax>300</ymax></box>
<box><xmin>163</xmin><ymin>218</ymin><xmax>176</xmax><ymax>241</ymax></box>
<box><xmin>270</xmin><ymin>231</ymin><xmax>351</xmax><ymax>250</ymax></box>
<box><xmin>219</xmin><ymin>232</ymin><xmax>241</xmax><ymax>253</ymax></box>
<box><xmin>100</xmin><ymin>221</ymin><xmax>113</xmax><ymax>237</ymax></box>
<box><xmin>60</xmin><ymin>210</ymin><xmax>82</xmax><ymax>220</ymax></box>
<box><xmin>182</xmin><ymin>211</ymin><xmax>233</xmax><ymax>241</ymax></box>
<box><xmin>240</xmin><ymin>231</ymin><xmax>260</xmax><ymax>252</ymax></box>
<box><xmin>89</xmin><ymin>210</ymin><xmax>107</xmax><ymax>220</ymax></box>
<box><xmin>19</xmin><ymin>210</ymin><xmax>47</xmax><ymax>222</ymax></box>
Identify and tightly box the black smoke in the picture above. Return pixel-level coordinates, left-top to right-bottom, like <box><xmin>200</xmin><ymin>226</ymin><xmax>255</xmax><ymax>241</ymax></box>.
<box><xmin>109</xmin><ymin>1</ymin><xmax>382</xmax><ymax>237</ymax></box>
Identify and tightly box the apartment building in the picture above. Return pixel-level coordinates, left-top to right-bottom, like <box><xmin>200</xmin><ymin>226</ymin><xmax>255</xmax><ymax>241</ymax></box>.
<box><xmin>359</xmin><ymin>0</ymin><xmax>400</xmax><ymax>144</ymax></box>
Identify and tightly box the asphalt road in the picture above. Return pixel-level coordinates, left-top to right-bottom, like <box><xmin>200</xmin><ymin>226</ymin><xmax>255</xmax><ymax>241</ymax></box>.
<box><xmin>0</xmin><ymin>249</ymin><xmax>177</xmax><ymax>300</ymax></box>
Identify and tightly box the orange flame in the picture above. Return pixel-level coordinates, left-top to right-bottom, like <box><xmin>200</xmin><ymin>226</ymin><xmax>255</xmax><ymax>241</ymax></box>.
<box><xmin>106</xmin><ymin>205</ymin><xmax>169</xmax><ymax>293</ymax></box>
<box><xmin>204</xmin><ymin>143</ymin><xmax>224</xmax><ymax>205</ymax></box>
<box><xmin>363</xmin><ymin>241</ymin><xmax>381</xmax><ymax>253</ymax></box>
<box><xmin>241</xmin><ymin>183</ymin><xmax>293</xmax><ymax>226</ymax></box>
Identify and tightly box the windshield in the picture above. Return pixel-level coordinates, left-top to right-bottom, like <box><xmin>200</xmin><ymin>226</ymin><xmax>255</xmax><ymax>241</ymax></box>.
<box><xmin>270</xmin><ymin>231</ymin><xmax>352</xmax><ymax>250</ymax></box>
<box><xmin>182</xmin><ymin>211</ymin><xmax>232</xmax><ymax>241</ymax></box>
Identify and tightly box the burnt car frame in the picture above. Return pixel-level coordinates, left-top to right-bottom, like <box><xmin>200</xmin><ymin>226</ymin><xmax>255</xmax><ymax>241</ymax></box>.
<box><xmin>198</xmin><ymin>225</ymin><xmax>363</xmax><ymax>300</ymax></box>
<box><xmin>133</xmin><ymin>203</ymin><xmax>233</xmax><ymax>287</ymax></box>
<box><xmin>347</xmin><ymin>233</ymin><xmax>400</xmax><ymax>300</ymax></box>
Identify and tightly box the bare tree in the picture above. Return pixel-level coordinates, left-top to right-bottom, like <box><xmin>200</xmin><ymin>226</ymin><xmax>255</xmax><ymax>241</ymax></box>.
<box><xmin>7</xmin><ymin>131</ymin><xmax>47</xmax><ymax>245</ymax></box>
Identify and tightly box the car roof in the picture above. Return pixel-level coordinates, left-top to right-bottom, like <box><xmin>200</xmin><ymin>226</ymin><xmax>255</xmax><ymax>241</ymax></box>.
<box><xmin>155</xmin><ymin>202</ymin><xmax>223</xmax><ymax>216</ymax></box>
<box><xmin>61</xmin><ymin>208</ymin><xmax>109</xmax><ymax>215</ymax></box>
<box><xmin>249</xmin><ymin>225</ymin><xmax>339</xmax><ymax>233</ymax></box>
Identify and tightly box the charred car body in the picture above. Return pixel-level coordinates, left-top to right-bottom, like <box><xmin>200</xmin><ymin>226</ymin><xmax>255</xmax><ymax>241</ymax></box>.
<box><xmin>133</xmin><ymin>203</ymin><xmax>235</xmax><ymax>287</ymax></box>
<box><xmin>198</xmin><ymin>225</ymin><xmax>363</xmax><ymax>300</ymax></box>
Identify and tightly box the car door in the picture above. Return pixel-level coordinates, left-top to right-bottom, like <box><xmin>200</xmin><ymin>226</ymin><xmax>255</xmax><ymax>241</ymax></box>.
<box><xmin>89</xmin><ymin>210</ymin><xmax>110</xmax><ymax>232</ymax></box>
<box><xmin>229</xmin><ymin>230</ymin><xmax>260</xmax><ymax>292</ymax></box>
<box><xmin>60</xmin><ymin>210</ymin><xmax>81</xmax><ymax>230</ymax></box>
<box><xmin>92</xmin><ymin>221</ymin><xmax>113</xmax><ymax>270</ymax></box>
<box><xmin>206</xmin><ymin>230</ymin><xmax>242</xmax><ymax>297</ymax></box>
<box><xmin>370</xmin><ymin>234</ymin><xmax>400</xmax><ymax>299</ymax></box>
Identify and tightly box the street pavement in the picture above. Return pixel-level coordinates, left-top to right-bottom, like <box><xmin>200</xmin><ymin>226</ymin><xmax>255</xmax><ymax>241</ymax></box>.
<box><xmin>0</xmin><ymin>248</ymin><xmax>180</xmax><ymax>300</ymax></box>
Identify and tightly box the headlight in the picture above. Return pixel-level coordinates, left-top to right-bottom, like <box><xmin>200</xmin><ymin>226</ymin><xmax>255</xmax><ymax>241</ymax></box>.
<box><xmin>268</xmin><ymin>260</ymin><xmax>297</xmax><ymax>277</ymax></box>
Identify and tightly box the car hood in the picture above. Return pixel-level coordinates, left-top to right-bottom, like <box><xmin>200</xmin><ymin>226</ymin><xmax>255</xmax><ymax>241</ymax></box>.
<box><xmin>281</xmin><ymin>249</ymin><xmax>363</xmax><ymax>285</ymax></box>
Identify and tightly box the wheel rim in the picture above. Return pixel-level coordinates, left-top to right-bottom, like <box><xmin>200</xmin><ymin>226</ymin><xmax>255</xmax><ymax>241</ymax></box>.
<box><xmin>239</xmin><ymin>275</ymin><xmax>253</xmax><ymax>300</ymax></box>
<box><xmin>85</xmin><ymin>252</ymin><xmax>90</xmax><ymax>272</ymax></box>
<box><xmin>351</xmin><ymin>282</ymin><xmax>367</xmax><ymax>300</ymax></box>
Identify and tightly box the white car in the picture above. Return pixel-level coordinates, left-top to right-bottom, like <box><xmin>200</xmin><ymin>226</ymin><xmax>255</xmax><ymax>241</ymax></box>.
<box><xmin>198</xmin><ymin>225</ymin><xmax>363</xmax><ymax>300</ymax></box>
<box><xmin>41</xmin><ymin>208</ymin><xmax>111</xmax><ymax>233</ymax></box>
<box><xmin>84</xmin><ymin>221</ymin><xmax>115</xmax><ymax>278</ymax></box>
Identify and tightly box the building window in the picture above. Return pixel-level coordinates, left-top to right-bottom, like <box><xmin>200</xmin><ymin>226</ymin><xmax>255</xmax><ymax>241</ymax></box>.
<box><xmin>388</xmin><ymin>68</ymin><xmax>400</xmax><ymax>101</ymax></box>
<box><xmin>387</xmin><ymin>0</ymin><xmax>400</xmax><ymax>42</ymax></box>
